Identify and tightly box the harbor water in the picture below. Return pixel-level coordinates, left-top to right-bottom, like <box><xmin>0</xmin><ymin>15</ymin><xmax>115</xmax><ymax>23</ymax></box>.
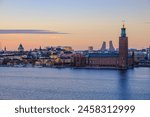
<box><xmin>0</xmin><ymin>67</ymin><xmax>150</xmax><ymax>100</ymax></box>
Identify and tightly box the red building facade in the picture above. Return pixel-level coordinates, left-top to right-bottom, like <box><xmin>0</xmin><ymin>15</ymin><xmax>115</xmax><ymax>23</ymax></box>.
<box><xmin>119</xmin><ymin>24</ymin><xmax>129</xmax><ymax>69</ymax></box>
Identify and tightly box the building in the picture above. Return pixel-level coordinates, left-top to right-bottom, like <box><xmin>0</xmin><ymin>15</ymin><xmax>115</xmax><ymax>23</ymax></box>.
<box><xmin>88</xmin><ymin>46</ymin><xmax>94</xmax><ymax>53</ymax></box>
<box><xmin>71</xmin><ymin>54</ymin><xmax>86</xmax><ymax>67</ymax></box>
<box><xmin>62</xmin><ymin>46</ymin><xmax>73</xmax><ymax>51</ymax></box>
<box><xmin>4</xmin><ymin>46</ymin><xmax>7</xmax><ymax>52</ymax></box>
<box><xmin>109</xmin><ymin>41</ymin><xmax>115</xmax><ymax>52</ymax></box>
<box><xmin>86</xmin><ymin>52</ymin><xmax>119</xmax><ymax>68</ymax></box>
<box><xmin>118</xmin><ymin>24</ymin><xmax>128</xmax><ymax>69</ymax></box>
<box><xmin>72</xmin><ymin>24</ymin><xmax>134</xmax><ymax>69</ymax></box>
<box><xmin>100</xmin><ymin>41</ymin><xmax>106</xmax><ymax>51</ymax></box>
<box><xmin>18</xmin><ymin>44</ymin><xmax>24</xmax><ymax>52</ymax></box>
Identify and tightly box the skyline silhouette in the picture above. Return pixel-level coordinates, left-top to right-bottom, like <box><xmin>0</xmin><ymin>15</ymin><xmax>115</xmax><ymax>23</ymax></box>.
<box><xmin>0</xmin><ymin>0</ymin><xmax>150</xmax><ymax>50</ymax></box>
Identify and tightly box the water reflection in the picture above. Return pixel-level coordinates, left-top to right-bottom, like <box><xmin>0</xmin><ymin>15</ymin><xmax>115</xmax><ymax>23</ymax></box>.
<box><xmin>0</xmin><ymin>67</ymin><xmax>150</xmax><ymax>100</ymax></box>
<box><xmin>117</xmin><ymin>70</ymin><xmax>130</xmax><ymax>100</ymax></box>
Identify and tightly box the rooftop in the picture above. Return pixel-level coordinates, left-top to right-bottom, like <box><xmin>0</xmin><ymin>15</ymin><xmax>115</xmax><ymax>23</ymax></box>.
<box><xmin>86</xmin><ymin>52</ymin><xmax>119</xmax><ymax>58</ymax></box>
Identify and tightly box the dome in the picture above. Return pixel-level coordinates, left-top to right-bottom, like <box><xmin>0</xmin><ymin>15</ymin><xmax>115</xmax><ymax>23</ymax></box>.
<box><xmin>18</xmin><ymin>44</ymin><xmax>24</xmax><ymax>52</ymax></box>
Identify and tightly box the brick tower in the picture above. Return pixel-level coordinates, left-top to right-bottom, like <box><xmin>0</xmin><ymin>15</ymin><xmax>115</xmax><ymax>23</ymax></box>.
<box><xmin>119</xmin><ymin>24</ymin><xmax>128</xmax><ymax>69</ymax></box>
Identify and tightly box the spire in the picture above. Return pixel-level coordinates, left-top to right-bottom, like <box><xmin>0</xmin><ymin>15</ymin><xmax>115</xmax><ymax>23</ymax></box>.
<box><xmin>109</xmin><ymin>41</ymin><xmax>115</xmax><ymax>52</ymax></box>
<box><xmin>4</xmin><ymin>46</ymin><xmax>6</xmax><ymax>51</ymax></box>
<box><xmin>39</xmin><ymin>46</ymin><xmax>42</xmax><ymax>51</ymax></box>
<box><xmin>18</xmin><ymin>43</ymin><xmax>24</xmax><ymax>52</ymax></box>
<box><xmin>122</xmin><ymin>20</ymin><xmax>125</xmax><ymax>28</ymax></box>
<box><xmin>100</xmin><ymin>41</ymin><xmax>106</xmax><ymax>51</ymax></box>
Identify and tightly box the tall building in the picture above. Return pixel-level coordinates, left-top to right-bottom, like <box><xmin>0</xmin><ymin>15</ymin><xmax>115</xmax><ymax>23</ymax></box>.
<box><xmin>100</xmin><ymin>41</ymin><xmax>106</xmax><ymax>51</ymax></box>
<box><xmin>119</xmin><ymin>24</ymin><xmax>128</xmax><ymax>69</ymax></box>
<box><xmin>109</xmin><ymin>41</ymin><xmax>115</xmax><ymax>52</ymax></box>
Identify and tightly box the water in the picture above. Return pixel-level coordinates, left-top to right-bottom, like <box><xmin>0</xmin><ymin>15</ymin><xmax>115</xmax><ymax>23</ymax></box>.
<box><xmin>0</xmin><ymin>67</ymin><xmax>150</xmax><ymax>100</ymax></box>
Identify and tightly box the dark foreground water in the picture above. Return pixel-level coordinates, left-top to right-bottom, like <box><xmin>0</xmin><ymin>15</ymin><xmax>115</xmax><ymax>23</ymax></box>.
<box><xmin>0</xmin><ymin>67</ymin><xmax>150</xmax><ymax>100</ymax></box>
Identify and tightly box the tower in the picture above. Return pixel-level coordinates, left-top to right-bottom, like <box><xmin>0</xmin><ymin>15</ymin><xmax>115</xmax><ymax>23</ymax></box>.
<box><xmin>119</xmin><ymin>23</ymin><xmax>128</xmax><ymax>69</ymax></box>
<box><xmin>4</xmin><ymin>46</ymin><xmax>7</xmax><ymax>52</ymax></box>
<box><xmin>109</xmin><ymin>40</ymin><xmax>115</xmax><ymax>52</ymax></box>
<box><xmin>100</xmin><ymin>41</ymin><xmax>106</xmax><ymax>52</ymax></box>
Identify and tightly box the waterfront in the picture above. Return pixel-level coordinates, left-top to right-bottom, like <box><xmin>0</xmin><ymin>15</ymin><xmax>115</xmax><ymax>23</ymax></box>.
<box><xmin>0</xmin><ymin>67</ymin><xmax>150</xmax><ymax>100</ymax></box>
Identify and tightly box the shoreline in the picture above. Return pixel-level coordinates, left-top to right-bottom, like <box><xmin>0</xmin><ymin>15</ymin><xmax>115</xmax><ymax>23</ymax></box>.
<box><xmin>0</xmin><ymin>65</ymin><xmax>146</xmax><ymax>70</ymax></box>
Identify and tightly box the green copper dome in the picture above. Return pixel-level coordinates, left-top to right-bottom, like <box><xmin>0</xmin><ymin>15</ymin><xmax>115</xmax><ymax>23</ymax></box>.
<box><xmin>121</xmin><ymin>24</ymin><xmax>126</xmax><ymax>37</ymax></box>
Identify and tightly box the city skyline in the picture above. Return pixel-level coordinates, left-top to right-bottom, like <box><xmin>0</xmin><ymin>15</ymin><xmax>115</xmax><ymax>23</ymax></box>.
<box><xmin>0</xmin><ymin>0</ymin><xmax>150</xmax><ymax>50</ymax></box>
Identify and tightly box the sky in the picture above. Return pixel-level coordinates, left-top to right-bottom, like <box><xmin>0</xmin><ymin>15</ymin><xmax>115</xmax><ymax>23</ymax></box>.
<box><xmin>0</xmin><ymin>0</ymin><xmax>150</xmax><ymax>50</ymax></box>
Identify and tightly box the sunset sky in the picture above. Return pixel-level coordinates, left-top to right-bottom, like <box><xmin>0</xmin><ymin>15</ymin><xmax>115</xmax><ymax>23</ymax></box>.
<box><xmin>0</xmin><ymin>0</ymin><xmax>150</xmax><ymax>50</ymax></box>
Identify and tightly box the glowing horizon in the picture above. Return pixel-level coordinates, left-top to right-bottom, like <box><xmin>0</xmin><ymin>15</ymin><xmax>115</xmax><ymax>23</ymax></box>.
<box><xmin>0</xmin><ymin>0</ymin><xmax>150</xmax><ymax>50</ymax></box>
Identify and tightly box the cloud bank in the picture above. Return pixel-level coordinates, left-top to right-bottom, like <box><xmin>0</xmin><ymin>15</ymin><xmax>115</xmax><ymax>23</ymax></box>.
<box><xmin>0</xmin><ymin>29</ymin><xmax>68</xmax><ymax>34</ymax></box>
